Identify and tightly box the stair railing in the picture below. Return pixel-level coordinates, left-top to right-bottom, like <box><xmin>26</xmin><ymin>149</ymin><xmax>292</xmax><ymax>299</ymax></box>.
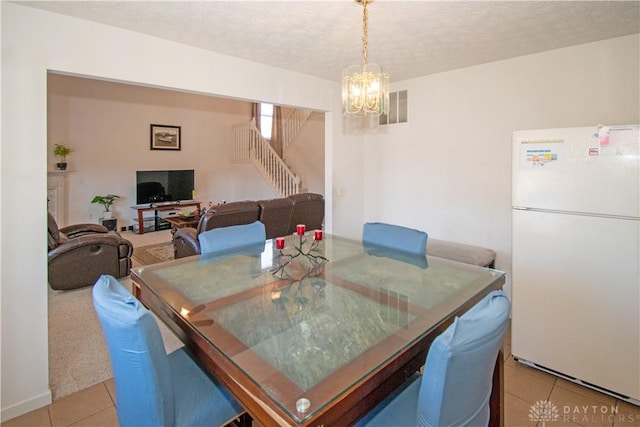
<box><xmin>282</xmin><ymin>108</ymin><xmax>313</xmax><ymax>152</ymax></box>
<box><xmin>233</xmin><ymin>119</ymin><xmax>300</xmax><ymax>197</ymax></box>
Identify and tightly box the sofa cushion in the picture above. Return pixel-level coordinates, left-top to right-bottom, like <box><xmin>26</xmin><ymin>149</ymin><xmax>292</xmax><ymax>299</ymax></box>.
<box><xmin>257</xmin><ymin>197</ymin><xmax>293</xmax><ymax>239</ymax></box>
<box><xmin>197</xmin><ymin>201</ymin><xmax>260</xmax><ymax>234</ymax></box>
<box><xmin>288</xmin><ymin>193</ymin><xmax>324</xmax><ymax>234</ymax></box>
<box><xmin>427</xmin><ymin>239</ymin><xmax>496</xmax><ymax>268</ymax></box>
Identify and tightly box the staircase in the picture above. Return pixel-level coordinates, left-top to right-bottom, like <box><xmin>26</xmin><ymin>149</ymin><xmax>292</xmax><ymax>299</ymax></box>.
<box><xmin>233</xmin><ymin>108</ymin><xmax>312</xmax><ymax>197</ymax></box>
<box><xmin>282</xmin><ymin>108</ymin><xmax>313</xmax><ymax>152</ymax></box>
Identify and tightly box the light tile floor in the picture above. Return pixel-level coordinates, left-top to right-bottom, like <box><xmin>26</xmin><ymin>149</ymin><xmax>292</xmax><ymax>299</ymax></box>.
<box><xmin>4</xmin><ymin>230</ymin><xmax>639</xmax><ymax>426</ymax></box>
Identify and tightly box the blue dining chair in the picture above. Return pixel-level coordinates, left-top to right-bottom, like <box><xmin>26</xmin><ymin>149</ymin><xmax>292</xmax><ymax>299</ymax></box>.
<box><xmin>362</xmin><ymin>222</ymin><xmax>428</xmax><ymax>256</ymax></box>
<box><xmin>198</xmin><ymin>220</ymin><xmax>266</xmax><ymax>256</ymax></box>
<box><xmin>356</xmin><ymin>290</ymin><xmax>510</xmax><ymax>427</ymax></box>
<box><xmin>92</xmin><ymin>275</ymin><xmax>244</xmax><ymax>427</ymax></box>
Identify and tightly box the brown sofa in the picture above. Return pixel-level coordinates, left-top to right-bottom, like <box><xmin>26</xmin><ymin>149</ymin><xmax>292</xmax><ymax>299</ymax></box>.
<box><xmin>174</xmin><ymin>193</ymin><xmax>324</xmax><ymax>259</ymax></box>
<box><xmin>48</xmin><ymin>212</ymin><xmax>133</xmax><ymax>290</ymax></box>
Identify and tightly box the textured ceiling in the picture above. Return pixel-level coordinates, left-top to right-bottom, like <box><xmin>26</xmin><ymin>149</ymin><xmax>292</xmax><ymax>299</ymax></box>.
<box><xmin>18</xmin><ymin>0</ymin><xmax>640</xmax><ymax>82</ymax></box>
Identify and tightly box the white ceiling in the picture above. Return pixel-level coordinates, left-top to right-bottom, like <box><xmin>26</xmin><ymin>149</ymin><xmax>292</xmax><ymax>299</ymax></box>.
<box><xmin>18</xmin><ymin>0</ymin><xmax>640</xmax><ymax>82</ymax></box>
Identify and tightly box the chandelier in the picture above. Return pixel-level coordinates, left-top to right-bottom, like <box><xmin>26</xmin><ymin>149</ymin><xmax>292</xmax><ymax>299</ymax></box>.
<box><xmin>342</xmin><ymin>0</ymin><xmax>389</xmax><ymax>117</ymax></box>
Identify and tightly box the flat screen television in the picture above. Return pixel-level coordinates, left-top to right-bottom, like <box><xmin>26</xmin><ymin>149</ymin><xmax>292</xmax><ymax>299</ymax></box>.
<box><xmin>136</xmin><ymin>169</ymin><xmax>194</xmax><ymax>204</ymax></box>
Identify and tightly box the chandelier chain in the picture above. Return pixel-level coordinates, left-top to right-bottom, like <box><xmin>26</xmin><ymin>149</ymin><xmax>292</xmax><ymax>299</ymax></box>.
<box><xmin>362</xmin><ymin>0</ymin><xmax>368</xmax><ymax>65</ymax></box>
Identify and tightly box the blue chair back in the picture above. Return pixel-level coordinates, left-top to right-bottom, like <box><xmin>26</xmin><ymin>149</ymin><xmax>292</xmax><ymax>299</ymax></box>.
<box><xmin>364</xmin><ymin>245</ymin><xmax>429</xmax><ymax>269</ymax></box>
<box><xmin>417</xmin><ymin>290</ymin><xmax>510</xmax><ymax>427</ymax></box>
<box><xmin>363</xmin><ymin>222</ymin><xmax>428</xmax><ymax>256</ymax></box>
<box><xmin>92</xmin><ymin>275</ymin><xmax>175</xmax><ymax>427</ymax></box>
<box><xmin>198</xmin><ymin>220</ymin><xmax>266</xmax><ymax>256</ymax></box>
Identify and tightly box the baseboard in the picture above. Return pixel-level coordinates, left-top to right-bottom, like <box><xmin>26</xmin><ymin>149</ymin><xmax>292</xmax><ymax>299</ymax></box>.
<box><xmin>1</xmin><ymin>389</ymin><xmax>52</xmax><ymax>423</ymax></box>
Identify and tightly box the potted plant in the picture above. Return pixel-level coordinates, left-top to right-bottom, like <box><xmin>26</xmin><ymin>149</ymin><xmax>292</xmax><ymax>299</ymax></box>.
<box><xmin>91</xmin><ymin>194</ymin><xmax>120</xmax><ymax>219</ymax></box>
<box><xmin>53</xmin><ymin>143</ymin><xmax>72</xmax><ymax>170</ymax></box>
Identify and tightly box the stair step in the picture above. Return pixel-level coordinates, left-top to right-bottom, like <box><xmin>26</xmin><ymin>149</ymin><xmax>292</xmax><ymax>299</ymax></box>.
<box><xmin>234</xmin><ymin>108</ymin><xmax>312</xmax><ymax>197</ymax></box>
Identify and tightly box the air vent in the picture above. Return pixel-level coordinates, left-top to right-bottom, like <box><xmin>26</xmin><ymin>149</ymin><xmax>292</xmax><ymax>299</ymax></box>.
<box><xmin>380</xmin><ymin>90</ymin><xmax>407</xmax><ymax>126</ymax></box>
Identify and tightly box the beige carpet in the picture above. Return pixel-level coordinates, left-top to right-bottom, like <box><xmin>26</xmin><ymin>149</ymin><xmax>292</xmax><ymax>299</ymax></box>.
<box><xmin>48</xmin><ymin>242</ymin><xmax>181</xmax><ymax>400</ymax></box>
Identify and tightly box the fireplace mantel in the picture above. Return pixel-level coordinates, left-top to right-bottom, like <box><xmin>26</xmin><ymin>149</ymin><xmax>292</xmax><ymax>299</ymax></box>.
<box><xmin>47</xmin><ymin>171</ymin><xmax>69</xmax><ymax>226</ymax></box>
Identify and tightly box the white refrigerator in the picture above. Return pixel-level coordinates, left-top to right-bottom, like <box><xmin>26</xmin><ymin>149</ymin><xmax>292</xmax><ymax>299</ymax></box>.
<box><xmin>511</xmin><ymin>124</ymin><xmax>640</xmax><ymax>404</ymax></box>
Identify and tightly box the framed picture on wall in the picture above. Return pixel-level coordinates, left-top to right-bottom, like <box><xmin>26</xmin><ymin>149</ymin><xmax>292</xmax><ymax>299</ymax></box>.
<box><xmin>150</xmin><ymin>124</ymin><xmax>181</xmax><ymax>150</ymax></box>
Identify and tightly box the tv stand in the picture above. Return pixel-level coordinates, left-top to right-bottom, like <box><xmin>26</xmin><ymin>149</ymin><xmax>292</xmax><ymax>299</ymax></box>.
<box><xmin>131</xmin><ymin>201</ymin><xmax>201</xmax><ymax>234</ymax></box>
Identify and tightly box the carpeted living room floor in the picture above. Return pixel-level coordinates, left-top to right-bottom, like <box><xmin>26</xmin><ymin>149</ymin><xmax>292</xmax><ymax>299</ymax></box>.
<box><xmin>47</xmin><ymin>229</ymin><xmax>178</xmax><ymax>400</ymax></box>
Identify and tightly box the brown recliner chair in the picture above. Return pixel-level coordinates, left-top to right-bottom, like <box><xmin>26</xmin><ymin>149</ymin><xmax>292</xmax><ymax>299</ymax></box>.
<box><xmin>47</xmin><ymin>212</ymin><xmax>133</xmax><ymax>291</ymax></box>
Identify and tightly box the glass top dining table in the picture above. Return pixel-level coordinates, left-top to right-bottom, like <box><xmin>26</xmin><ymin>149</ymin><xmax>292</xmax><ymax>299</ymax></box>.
<box><xmin>131</xmin><ymin>233</ymin><xmax>506</xmax><ymax>426</ymax></box>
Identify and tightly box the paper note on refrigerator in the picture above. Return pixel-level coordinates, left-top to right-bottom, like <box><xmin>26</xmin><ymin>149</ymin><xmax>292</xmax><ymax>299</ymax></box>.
<box><xmin>598</xmin><ymin>125</ymin><xmax>639</xmax><ymax>156</ymax></box>
<box><xmin>519</xmin><ymin>139</ymin><xmax>563</xmax><ymax>170</ymax></box>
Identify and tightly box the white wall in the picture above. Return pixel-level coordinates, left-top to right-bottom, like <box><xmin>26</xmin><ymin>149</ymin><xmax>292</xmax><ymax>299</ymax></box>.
<box><xmin>1</xmin><ymin>3</ymin><xmax>337</xmax><ymax>421</ymax></box>
<box><xmin>363</xmin><ymin>34</ymin><xmax>640</xmax><ymax>299</ymax></box>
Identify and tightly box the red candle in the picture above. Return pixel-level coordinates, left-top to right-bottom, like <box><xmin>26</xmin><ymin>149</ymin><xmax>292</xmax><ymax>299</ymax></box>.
<box><xmin>314</xmin><ymin>230</ymin><xmax>323</xmax><ymax>241</ymax></box>
<box><xmin>275</xmin><ymin>237</ymin><xmax>285</xmax><ymax>250</ymax></box>
<box><xmin>296</xmin><ymin>224</ymin><xmax>306</xmax><ymax>236</ymax></box>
